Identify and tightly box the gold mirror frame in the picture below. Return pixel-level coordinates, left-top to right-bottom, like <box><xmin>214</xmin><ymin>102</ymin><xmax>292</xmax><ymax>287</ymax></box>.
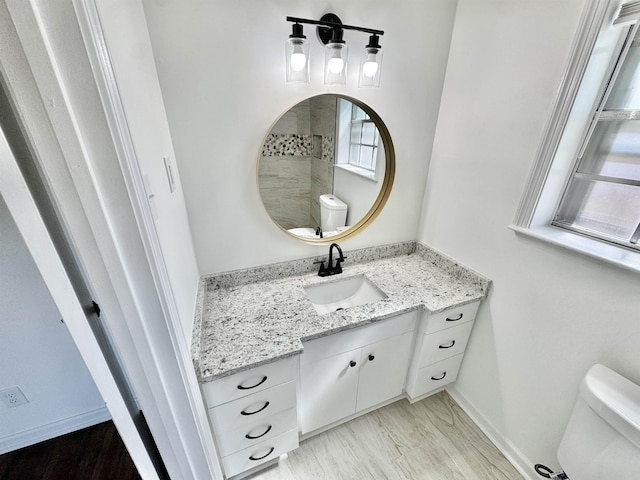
<box><xmin>257</xmin><ymin>94</ymin><xmax>395</xmax><ymax>245</ymax></box>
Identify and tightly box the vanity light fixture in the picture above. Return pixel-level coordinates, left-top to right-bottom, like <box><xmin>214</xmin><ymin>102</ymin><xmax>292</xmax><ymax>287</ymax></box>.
<box><xmin>359</xmin><ymin>35</ymin><xmax>383</xmax><ymax>88</ymax></box>
<box><xmin>285</xmin><ymin>23</ymin><xmax>310</xmax><ymax>83</ymax></box>
<box><xmin>324</xmin><ymin>27</ymin><xmax>348</xmax><ymax>85</ymax></box>
<box><xmin>285</xmin><ymin>14</ymin><xmax>384</xmax><ymax>87</ymax></box>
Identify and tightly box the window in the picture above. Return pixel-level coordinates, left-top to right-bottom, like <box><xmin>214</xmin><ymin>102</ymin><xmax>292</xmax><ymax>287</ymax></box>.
<box><xmin>347</xmin><ymin>105</ymin><xmax>379</xmax><ymax>172</ymax></box>
<box><xmin>514</xmin><ymin>0</ymin><xmax>640</xmax><ymax>272</ymax></box>
<box><xmin>553</xmin><ymin>23</ymin><xmax>640</xmax><ymax>249</ymax></box>
<box><xmin>335</xmin><ymin>98</ymin><xmax>382</xmax><ymax>181</ymax></box>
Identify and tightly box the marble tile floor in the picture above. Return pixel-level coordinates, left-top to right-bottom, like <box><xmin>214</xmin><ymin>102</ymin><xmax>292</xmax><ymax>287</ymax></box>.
<box><xmin>248</xmin><ymin>391</ymin><xmax>523</xmax><ymax>480</ymax></box>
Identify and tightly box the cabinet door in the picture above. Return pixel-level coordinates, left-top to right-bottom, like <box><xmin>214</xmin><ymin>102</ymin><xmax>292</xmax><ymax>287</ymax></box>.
<box><xmin>356</xmin><ymin>331</ymin><xmax>414</xmax><ymax>412</ymax></box>
<box><xmin>300</xmin><ymin>348</ymin><xmax>360</xmax><ymax>434</ymax></box>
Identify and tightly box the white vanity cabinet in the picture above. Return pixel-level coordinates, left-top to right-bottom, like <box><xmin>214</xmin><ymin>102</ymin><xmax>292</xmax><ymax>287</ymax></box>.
<box><xmin>201</xmin><ymin>356</ymin><xmax>299</xmax><ymax>478</ymax></box>
<box><xmin>406</xmin><ymin>301</ymin><xmax>480</xmax><ymax>400</ymax></box>
<box><xmin>299</xmin><ymin>310</ymin><xmax>418</xmax><ymax>435</ymax></box>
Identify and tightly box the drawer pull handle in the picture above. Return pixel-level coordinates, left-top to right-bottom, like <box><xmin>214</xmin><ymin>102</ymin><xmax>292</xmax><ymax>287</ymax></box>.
<box><xmin>245</xmin><ymin>425</ymin><xmax>272</xmax><ymax>440</ymax></box>
<box><xmin>349</xmin><ymin>360</ymin><xmax>357</xmax><ymax>367</ymax></box>
<box><xmin>446</xmin><ymin>313</ymin><xmax>463</xmax><ymax>322</ymax></box>
<box><xmin>249</xmin><ymin>447</ymin><xmax>275</xmax><ymax>461</ymax></box>
<box><xmin>237</xmin><ymin>375</ymin><xmax>267</xmax><ymax>390</ymax></box>
<box><xmin>368</xmin><ymin>354</ymin><xmax>375</xmax><ymax>361</ymax></box>
<box><xmin>431</xmin><ymin>372</ymin><xmax>447</xmax><ymax>381</ymax></box>
<box><xmin>241</xmin><ymin>401</ymin><xmax>270</xmax><ymax>416</ymax></box>
<box><xmin>439</xmin><ymin>340</ymin><xmax>456</xmax><ymax>349</ymax></box>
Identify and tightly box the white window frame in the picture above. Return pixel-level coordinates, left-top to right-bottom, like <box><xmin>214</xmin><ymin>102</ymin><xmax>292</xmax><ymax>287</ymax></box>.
<box><xmin>347</xmin><ymin>106</ymin><xmax>379</xmax><ymax>172</ymax></box>
<box><xmin>335</xmin><ymin>98</ymin><xmax>382</xmax><ymax>182</ymax></box>
<box><xmin>512</xmin><ymin>0</ymin><xmax>640</xmax><ymax>273</ymax></box>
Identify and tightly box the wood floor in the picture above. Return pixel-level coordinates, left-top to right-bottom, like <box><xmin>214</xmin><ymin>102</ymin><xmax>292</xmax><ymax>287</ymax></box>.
<box><xmin>0</xmin><ymin>421</ymin><xmax>140</xmax><ymax>480</ymax></box>
<box><xmin>248</xmin><ymin>391</ymin><xmax>523</xmax><ymax>480</ymax></box>
<box><xmin>0</xmin><ymin>392</ymin><xmax>522</xmax><ymax>480</ymax></box>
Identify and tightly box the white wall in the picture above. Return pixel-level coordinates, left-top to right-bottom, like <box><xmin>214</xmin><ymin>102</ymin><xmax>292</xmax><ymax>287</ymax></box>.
<box><xmin>92</xmin><ymin>0</ymin><xmax>201</xmax><ymax>341</ymax></box>
<box><xmin>91</xmin><ymin>1</ymin><xmax>200</xmax><ymax>340</ymax></box>
<box><xmin>333</xmin><ymin>167</ymin><xmax>380</xmax><ymax>227</ymax></box>
<box><xmin>142</xmin><ymin>0</ymin><xmax>458</xmax><ymax>273</ymax></box>
<box><xmin>0</xmin><ymin>195</ymin><xmax>106</xmax><ymax>453</ymax></box>
<box><xmin>418</xmin><ymin>0</ymin><xmax>640</xmax><ymax>473</ymax></box>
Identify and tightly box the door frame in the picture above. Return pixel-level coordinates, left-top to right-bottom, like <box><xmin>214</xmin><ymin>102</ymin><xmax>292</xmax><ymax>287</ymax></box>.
<box><xmin>0</xmin><ymin>123</ymin><xmax>160</xmax><ymax>479</ymax></box>
<box><xmin>0</xmin><ymin>1</ymin><xmax>221</xmax><ymax>478</ymax></box>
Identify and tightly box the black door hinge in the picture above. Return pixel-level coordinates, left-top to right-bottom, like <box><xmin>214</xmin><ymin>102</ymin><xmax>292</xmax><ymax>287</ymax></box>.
<box><xmin>92</xmin><ymin>300</ymin><xmax>101</xmax><ymax>317</ymax></box>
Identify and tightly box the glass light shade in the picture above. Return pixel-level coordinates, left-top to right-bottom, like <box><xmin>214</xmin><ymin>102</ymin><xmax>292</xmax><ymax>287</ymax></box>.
<box><xmin>359</xmin><ymin>47</ymin><xmax>382</xmax><ymax>87</ymax></box>
<box><xmin>286</xmin><ymin>37</ymin><xmax>310</xmax><ymax>83</ymax></box>
<box><xmin>324</xmin><ymin>42</ymin><xmax>348</xmax><ymax>85</ymax></box>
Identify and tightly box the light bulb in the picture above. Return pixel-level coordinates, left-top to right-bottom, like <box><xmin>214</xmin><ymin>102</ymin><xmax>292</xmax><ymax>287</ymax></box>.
<box><xmin>328</xmin><ymin>57</ymin><xmax>344</xmax><ymax>75</ymax></box>
<box><xmin>363</xmin><ymin>59</ymin><xmax>378</xmax><ymax>78</ymax></box>
<box><xmin>359</xmin><ymin>39</ymin><xmax>382</xmax><ymax>88</ymax></box>
<box><xmin>290</xmin><ymin>52</ymin><xmax>307</xmax><ymax>72</ymax></box>
<box><xmin>285</xmin><ymin>31</ymin><xmax>309</xmax><ymax>83</ymax></box>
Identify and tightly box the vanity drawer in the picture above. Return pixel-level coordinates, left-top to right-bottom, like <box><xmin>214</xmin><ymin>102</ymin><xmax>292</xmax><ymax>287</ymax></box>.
<box><xmin>202</xmin><ymin>356</ymin><xmax>297</xmax><ymax>407</ymax></box>
<box><xmin>209</xmin><ymin>380</ymin><xmax>296</xmax><ymax>433</ymax></box>
<box><xmin>222</xmin><ymin>429</ymin><xmax>299</xmax><ymax>478</ymax></box>
<box><xmin>419</xmin><ymin>322</ymin><xmax>474</xmax><ymax>367</ymax></box>
<box><xmin>409</xmin><ymin>354</ymin><xmax>464</xmax><ymax>398</ymax></box>
<box><xmin>301</xmin><ymin>310</ymin><xmax>417</xmax><ymax>365</ymax></box>
<box><xmin>216</xmin><ymin>407</ymin><xmax>297</xmax><ymax>457</ymax></box>
<box><xmin>424</xmin><ymin>301</ymin><xmax>479</xmax><ymax>334</ymax></box>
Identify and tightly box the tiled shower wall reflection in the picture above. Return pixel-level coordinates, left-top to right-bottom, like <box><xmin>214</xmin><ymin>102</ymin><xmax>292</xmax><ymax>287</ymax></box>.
<box><xmin>259</xmin><ymin>97</ymin><xmax>336</xmax><ymax>230</ymax></box>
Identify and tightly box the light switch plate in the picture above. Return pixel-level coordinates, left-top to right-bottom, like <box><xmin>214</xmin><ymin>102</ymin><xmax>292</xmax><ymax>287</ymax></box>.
<box><xmin>163</xmin><ymin>155</ymin><xmax>176</xmax><ymax>193</ymax></box>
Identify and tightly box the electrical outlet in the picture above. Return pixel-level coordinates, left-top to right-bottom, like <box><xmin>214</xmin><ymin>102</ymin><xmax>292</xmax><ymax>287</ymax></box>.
<box><xmin>0</xmin><ymin>386</ymin><xmax>29</xmax><ymax>408</ymax></box>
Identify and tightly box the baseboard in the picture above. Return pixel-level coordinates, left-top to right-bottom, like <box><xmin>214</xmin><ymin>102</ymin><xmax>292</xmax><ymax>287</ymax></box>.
<box><xmin>0</xmin><ymin>406</ymin><xmax>111</xmax><ymax>455</ymax></box>
<box><xmin>445</xmin><ymin>386</ymin><xmax>538</xmax><ymax>480</ymax></box>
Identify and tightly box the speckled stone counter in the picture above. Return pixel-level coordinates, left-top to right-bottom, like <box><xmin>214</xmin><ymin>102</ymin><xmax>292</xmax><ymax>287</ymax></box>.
<box><xmin>193</xmin><ymin>242</ymin><xmax>490</xmax><ymax>383</ymax></box>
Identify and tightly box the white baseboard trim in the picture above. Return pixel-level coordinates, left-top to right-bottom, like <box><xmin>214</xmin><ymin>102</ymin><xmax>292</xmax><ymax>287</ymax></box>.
<box><xmin>0</xmin><ymin>406</ymin><xmax>111</xmax><ymax>455</ymax></box>
<box><xmin>446</xmin><ymin>386</ymin><xmax>538</xmax><ymax>480</ymax></box>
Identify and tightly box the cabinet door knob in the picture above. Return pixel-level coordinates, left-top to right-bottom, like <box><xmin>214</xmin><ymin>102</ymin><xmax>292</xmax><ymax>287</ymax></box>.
<box><xmin>349</xmin><ymin>360</ymin><xmax>357</xmax><ymax>367</ymax></box>
<box><xmin>249</xmin><ymin>446</ymin><xmax>275</xmax><ymax>461</ymax></box>
<box><xmin>438</xmin><ymin>340</ymin><xmax>456</xmax><ymax>349</ymax></box>
<box><xmin>240</xmin><ymin>401</ymin><xmax>270</xmax><ymax>416</ymax></box>
<box><xmin>245</xmin><ymin>424</ymin><xmax>272</xmax><ymax>440</ymax></box>
<box><xmin>237</xmin><ymin>375</ymin><xmax>267</xmax><ymax>390</ymax></box>
<box><xmin>446</xmin><ymin>313</ymin><xmax>463</xmax><ymax>322</ymax></box>
<box><xmin>430</xmin><ymin>372</ymin><xmax>447</xmax><ymax>381</ymax></box>
<box><xmin>368</xmin><ymin>354</ymin><xmax>375</xmax><ymax>361</ymax></box>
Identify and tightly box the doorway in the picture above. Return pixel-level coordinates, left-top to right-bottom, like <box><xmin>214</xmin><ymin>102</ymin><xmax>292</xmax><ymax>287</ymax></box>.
<box><xmin>0</xmin><ymin>194</ymin><xmax>109</xmax><ymax>454</ymax></box>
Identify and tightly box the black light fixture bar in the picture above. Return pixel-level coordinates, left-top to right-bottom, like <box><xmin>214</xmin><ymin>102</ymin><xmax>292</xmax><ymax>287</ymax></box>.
<box><xmin>286</xmin><ymin>16</ymin><xmax>384</xmax><ymax>37</ymax></box>
<box><xmin>285</xmin><ymin>13</ymin><xmax>385</xmax><ymax>86</ymax></box>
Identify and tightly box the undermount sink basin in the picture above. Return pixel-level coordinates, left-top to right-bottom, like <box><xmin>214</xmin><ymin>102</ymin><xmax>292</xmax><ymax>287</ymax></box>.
<box><xmin>303</xmin><ymin>275</ymin><xmax>387</xmax><ymax>315</ymax></box>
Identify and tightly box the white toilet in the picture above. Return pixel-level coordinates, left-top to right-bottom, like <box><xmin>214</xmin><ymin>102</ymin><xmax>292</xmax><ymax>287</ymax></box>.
<box><xmin>555</xmin><ymin>363</ymin><xmax>640</xmax><ymax>479</ymax></box>
<box><xmin>319</xmin><ymin>194</ymin><xmax>347</xmax><ymax>233</ymax></box>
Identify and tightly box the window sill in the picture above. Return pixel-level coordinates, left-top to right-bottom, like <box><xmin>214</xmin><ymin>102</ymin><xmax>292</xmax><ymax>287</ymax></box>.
<box><xmin>335</xmin><ymin>164</ymin><xmax>378</xmax><ymax>182</ymax></box>
<box><xmin>509</xmin><ymin>224</ymin><xmax>640</xmax><ymax>274</ymax></box>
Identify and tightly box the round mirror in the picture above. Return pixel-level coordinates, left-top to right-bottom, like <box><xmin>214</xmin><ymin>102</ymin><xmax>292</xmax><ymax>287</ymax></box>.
<box><xmin>257</xmin><ymin>94</ymin><xmax>394</xmax><ymax>243</ymax></box>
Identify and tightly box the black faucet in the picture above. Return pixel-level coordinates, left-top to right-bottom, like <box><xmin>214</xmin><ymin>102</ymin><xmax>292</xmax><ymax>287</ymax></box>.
<box><xmin>315</xmin><ymin>243</ymin><xmax>347</xmax><ymax>277</ymax></box>
<box><xmin>315</xmin><ymin>226</ymin><xmax>323</xmax><ymax>238</ymax></box>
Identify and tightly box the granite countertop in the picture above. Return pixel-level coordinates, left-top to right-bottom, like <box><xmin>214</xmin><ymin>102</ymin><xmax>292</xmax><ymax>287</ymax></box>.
<box><xmin>193</xmin><ymin>242</ymin><xmax>491</xmax><ymax>383</ymax></box>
